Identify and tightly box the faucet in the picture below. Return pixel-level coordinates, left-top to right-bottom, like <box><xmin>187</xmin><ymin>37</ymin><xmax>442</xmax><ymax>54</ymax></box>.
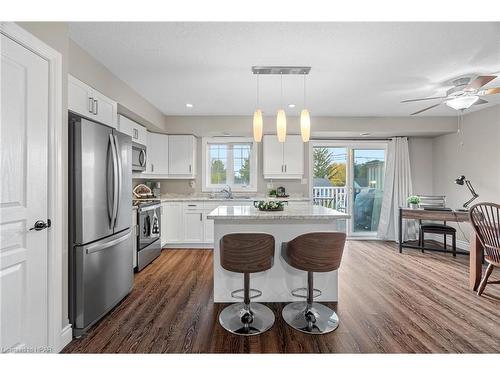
<box><xmin>220</xmin><ymin>185</ymin><xmax>233</xmax><ymax>199</ymax></box>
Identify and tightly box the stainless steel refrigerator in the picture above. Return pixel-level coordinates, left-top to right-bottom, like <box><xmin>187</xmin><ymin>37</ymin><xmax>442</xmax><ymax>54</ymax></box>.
<box><xmin>69</xmin><ymin>112</ymin><xmax>133</xmax><ymax>337</ymax></box>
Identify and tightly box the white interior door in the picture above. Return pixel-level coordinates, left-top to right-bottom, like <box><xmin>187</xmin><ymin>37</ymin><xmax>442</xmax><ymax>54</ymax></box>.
<box><xmin>1</xmin><ymin>34</ymin><xmax>50</xmax><ymax>352</ymax></box>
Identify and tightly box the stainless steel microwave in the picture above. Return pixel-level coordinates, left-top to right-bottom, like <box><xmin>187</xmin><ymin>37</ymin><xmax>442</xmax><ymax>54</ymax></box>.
<box><xmin>132</xmin><ymin>142</ymin><xmax>147</xmax><ymax>172</ymax></box>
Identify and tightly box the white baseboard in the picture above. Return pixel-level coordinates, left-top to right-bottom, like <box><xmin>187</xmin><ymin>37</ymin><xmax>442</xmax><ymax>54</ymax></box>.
<box><xmin>58</xmin><ymin>324</ymin><xmax>72</xmax><ymax>352</ymax></box>
<box><xmin>426</xmin><ymin>233</ymin><xmax>469</xmax><ymax>251</ymax></box>
<box><xmin>164</xmin><ymin>243</ymin><xmax>213</xmax><ymax>249</ymax></box>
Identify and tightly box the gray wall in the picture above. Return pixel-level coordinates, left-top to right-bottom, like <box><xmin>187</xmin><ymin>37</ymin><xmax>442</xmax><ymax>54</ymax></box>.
<box><xmin>432</xmin><ymin>104</ymin><xmax>500</xmax><ymax>243</ymax></box>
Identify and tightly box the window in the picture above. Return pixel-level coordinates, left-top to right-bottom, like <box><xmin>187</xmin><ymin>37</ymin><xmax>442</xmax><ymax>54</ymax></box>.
<box><xmin>202</xmin><ymin>137</ymin><xmax>258</xmax><ymax>192</ymax></box>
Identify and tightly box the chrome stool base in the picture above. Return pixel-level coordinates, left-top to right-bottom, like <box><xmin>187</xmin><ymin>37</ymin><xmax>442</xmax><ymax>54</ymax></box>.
<box><xmin>219</xmin><ymin>302</ymin><xmax>275</xmax><ymax>336</ymax></box>
<box><xmin>282</xmin><ymin>302</ymin><xmax>339</xmax><ymax>335</ymax></box>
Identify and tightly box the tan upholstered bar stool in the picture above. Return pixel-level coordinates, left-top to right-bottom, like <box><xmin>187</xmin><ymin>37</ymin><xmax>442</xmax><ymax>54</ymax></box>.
<box><xmin>218</xmin><ymin>233</ymin><xmax>275</xmax><ymax>336</ymax></box>
<box><xmin>281</xmin><ymin>232</ymin><xmax>346</xmax><ymax>334</ymax></box>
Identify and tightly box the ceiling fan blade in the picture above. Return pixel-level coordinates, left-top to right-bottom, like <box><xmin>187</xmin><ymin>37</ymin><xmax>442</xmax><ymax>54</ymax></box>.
<box><xmin>480</xmin><ymin>87</ymin><xmax>500</xmax><ymax>96</ymax></box>
<box><xmin>401</xmin><ymin>96</ymin><xmax>446</xmax><ymax>103</ymax></box>
<box><xmin>474</xmin><ymin>98</ymin><xmax>488</xmax><ymax>105</ymax></box>
<box><xmin>411</xmin><ymin>102</ymin><xmax>442</xmax><ymax>115</ymax></box>
<box><xmin>465</xmin><ymin>75</ymin><xmax>497</xmax><ymax>90</ymax></box>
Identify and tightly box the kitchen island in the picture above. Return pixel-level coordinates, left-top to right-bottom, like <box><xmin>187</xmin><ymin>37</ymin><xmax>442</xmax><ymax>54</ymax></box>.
<box><xmin>208</xmin><ymin>204</ymin><xmax>350</xmax><ymax>303</ymax></box>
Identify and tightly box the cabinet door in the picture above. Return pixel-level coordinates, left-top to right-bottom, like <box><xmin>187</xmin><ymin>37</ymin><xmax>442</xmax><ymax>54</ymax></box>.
<box><xmin>136</xmin><ymin>126</ymin><xmax>148</xmax><ymax>147</ymax></box>
<box><xmin>68</xmin><ymin>75</ymin><xmax>93</xmax><ymax>117</ymax></box>
<box><xmin>169</xmin><ymin>135</ymin><xmax>196</xmax><ymax>176</ymax></box>
<box><xmin>263</xmin><ymin>135</ymin><xmax>284</xmax><ymax>177</ymax></box>
<box><xmin>283</xmin><ymin>135</ymin><xmax>304</xmax><ymax>178</ymax></box>
<box><xmin>183</xmin><ymin>210</ymin><xmax>204</xmax><ymax>243</ymax></box>
<box><xmin>92</xmin><ymin>89</ymin><xmax>117</xmax><ymax>128</ymax></box>
<box><xmin>162</xmin><ymin>203</ymin><xmax>183</xmax><ymax>243</ymax></box>
<box><xmin>203</xmin><ymin>203</ymin><xmax>219</xmax><ymax>243</ymax></box>
<box><xmin>147</xmin><ymin>132</ymin><xmax>169</xmax><ymax>174</ymax></box>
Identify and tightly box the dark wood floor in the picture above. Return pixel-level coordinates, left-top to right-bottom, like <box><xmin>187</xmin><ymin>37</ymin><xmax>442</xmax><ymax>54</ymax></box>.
<box><xmin>63</xmin><ymin>241</ymin><xmax>500</xmax><ymax>353</ymax></box>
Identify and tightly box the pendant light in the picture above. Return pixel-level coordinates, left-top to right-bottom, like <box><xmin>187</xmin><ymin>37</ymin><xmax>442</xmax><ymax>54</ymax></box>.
<box><xmin>253</xmin><ymin>73</ymin><xmax>263</xmax><ymax>142</ymax></box>
<box><xmin>276</xmin><ymin>73</ymin><xmax>287</xmax><ymax>142</ymax></box>
<box><xmin>300</xmin><ymin>73</ymin><xmax>311</xmax><ymax>142</ymax></box>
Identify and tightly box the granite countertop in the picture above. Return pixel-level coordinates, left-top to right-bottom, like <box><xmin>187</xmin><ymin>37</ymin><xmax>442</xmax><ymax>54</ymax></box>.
<box><xmin>207</xmin><ymin>205</ymin><xmax>350</xmax><ymax>220</ymax></box>
<box><xmin>158</xmin><ymin>194</ymin><xmax>311</xmax><ymax>202</ymax></box>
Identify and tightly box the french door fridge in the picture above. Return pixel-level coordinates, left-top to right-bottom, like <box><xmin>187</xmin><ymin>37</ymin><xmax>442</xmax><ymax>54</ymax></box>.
<box><xmin>69</xmin><ymin>112</ymin><xmax>133</xmax><ymax>336</ymax></box>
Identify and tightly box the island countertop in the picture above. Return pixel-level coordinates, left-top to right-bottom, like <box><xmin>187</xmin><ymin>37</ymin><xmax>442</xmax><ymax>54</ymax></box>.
<box><xmin>207</xmin><ymin>204</ymin><xmax>350</xmax><ymax>220</ymax></box>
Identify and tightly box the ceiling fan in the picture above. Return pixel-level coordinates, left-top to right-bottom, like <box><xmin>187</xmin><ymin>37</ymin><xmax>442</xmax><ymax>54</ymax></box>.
<box><xmin>402</xmin><ymin>75</ymin><xmax>500</xmax><ymax>115</ymax></box>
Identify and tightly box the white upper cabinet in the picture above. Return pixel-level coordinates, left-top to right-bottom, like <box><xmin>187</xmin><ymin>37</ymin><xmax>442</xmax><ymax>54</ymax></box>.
<box><xmin>68</xmin><ymin>75</ymin><xmax>117</xmax><ymax>128</ymax></box>
<box><xmin>146</xmin><ymin>132</ymin><xmax>169</xmax><ymax>175</ymax></box>
<box><xmin>118</xmin><ymin>115</ymin><xmax>148</xmax><ymax>146</ymax></box>
<box><xmin>263</xmin><ymin>135</ymin><xmax>304</xmax><ymax>179</ymax></box>
<box><xmin>168</xmin><ymin>135</ymin><xmax>197</xmax><ymax>178</ymax></box>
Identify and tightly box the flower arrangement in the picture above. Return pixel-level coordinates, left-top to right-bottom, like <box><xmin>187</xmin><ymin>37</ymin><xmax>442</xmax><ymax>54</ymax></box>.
<box><xmin>253</xmin><ymin>200</ymin><xmax>286</xmax><ymax>211</ymax></box>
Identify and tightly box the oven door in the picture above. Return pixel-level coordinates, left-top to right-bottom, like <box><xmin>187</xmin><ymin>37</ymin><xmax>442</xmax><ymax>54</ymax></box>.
<box><xmin>132</xmin><ymin>142</ymin><xmax>146</xmax><ymax>172</ymax></box>
<box><xmin>138</xmin><ymin>205</ymin><xmax>161</xmax><ymax>250</ymax></box>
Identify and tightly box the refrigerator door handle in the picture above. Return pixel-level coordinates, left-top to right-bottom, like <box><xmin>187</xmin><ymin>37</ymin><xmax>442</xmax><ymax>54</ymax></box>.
<box><xmin>85</xmin><ymin>230</ymin><xmax>131</xmax><ymax>254</ymax></box>
<box><xmin>114</xmin><ymin>134</ymin><xmax>122</xmax><ymax>228</ymax></box>
<box><xmin>109</xmin><ymin>134</ymin><xmax>119</xmax><ymax>228</ymax></box>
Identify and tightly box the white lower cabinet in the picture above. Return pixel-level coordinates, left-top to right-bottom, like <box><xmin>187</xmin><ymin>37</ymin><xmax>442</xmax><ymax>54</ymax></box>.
<box><xmin>183</xmin><ymin>209</ymin><xmax>204</xmax><ymax>243</ymax></box>
<box><xmin>161</xmin><ymin>202</ymin><xmax>183</xmax><ymax>244</ymax></box>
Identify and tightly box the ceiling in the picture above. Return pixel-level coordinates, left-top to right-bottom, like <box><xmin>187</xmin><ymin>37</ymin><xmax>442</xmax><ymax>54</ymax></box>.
<box><xmin>68</xmin><ymin>22</ymin><xmax>500</xmax><ymax>117</ymax></box>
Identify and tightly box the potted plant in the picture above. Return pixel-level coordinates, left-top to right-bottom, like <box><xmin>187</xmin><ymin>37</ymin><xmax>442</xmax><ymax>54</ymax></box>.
<box><xmin>407</xmin><ymin>195</ymin><xmax>420</xmax><ymax>209</ymax></box>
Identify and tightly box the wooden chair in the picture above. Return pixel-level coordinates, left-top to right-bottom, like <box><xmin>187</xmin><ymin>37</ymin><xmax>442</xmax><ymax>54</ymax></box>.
<box><xmin>417</xmin><ymin>195</ymin><xmax>457</xmax><ymax>256</ymax></box>
<box><xmin>218</xmin><ymin>233</ymin><xmax>275</xmax><ymax>335</ymax></box>
<box><xmin>469</xmin><ymin>203</ymin><xmax>500</xmax><ymax>296</ymax></box>
<box><xmin>281</xmin><ymin>232</ymin><xmax>346</xmax><ymax>334</ymax></box>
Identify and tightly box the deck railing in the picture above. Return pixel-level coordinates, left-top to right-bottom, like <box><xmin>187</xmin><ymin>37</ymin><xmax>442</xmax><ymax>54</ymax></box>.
<box><xmin>312</xmin><ymin>186</ymin><xmax>347</xmax><ymax>212</ymax></box>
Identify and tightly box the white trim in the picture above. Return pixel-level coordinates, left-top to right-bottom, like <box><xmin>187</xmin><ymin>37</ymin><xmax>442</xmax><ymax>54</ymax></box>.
<box><xmin>1</xmin><ymin>22</ymin><xmax>67</xmax><ymax>352</ymax></box>
<box><xmin>164</xmin><ymin>243</ymin><xmax>214</xmax><ymax>249</ymax></box>
<box><xmin>201</xmin><ymin>137</ymin><xmax>258</xmax><ymax>192</ymax></box>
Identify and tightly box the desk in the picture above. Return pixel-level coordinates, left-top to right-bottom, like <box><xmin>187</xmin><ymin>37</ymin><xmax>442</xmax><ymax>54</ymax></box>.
<box><xmin>398</xmin><ymin>207</ymin><xmax>484</xmax><ymax>291</ymax></box>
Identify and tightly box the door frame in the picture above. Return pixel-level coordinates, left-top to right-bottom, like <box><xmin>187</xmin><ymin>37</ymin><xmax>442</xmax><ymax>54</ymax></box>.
<box><xmin>1</xmin><ymin>22</ymin><xmax>67</xmax><ymax>352</ymax></box>
<box><xmin>308</xmin><ymin>140</ymin><xmax>388</xmax><ymax>238</ymax></box>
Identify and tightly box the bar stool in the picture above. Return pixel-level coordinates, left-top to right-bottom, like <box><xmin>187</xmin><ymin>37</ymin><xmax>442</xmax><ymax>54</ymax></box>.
<box><xmin>281</xmin><ymin>232</ymin><xmax>346</xmax><ymax>334</ymax></box>
<box><xmin>218</xmin><ymin>233</ymin><xmax>275</xmax><ymax>336</ymax></box>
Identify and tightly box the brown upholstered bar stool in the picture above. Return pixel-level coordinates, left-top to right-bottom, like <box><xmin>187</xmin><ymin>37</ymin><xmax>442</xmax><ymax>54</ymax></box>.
<box><xmin>281</xmin><ymin>232</ymin><xmax>346</xmax><ymax>334</ymax></box>
<box><xmin>218</xmin><ymin>233</ymin><xmax>275</xmax><ymax>336</ymax></box>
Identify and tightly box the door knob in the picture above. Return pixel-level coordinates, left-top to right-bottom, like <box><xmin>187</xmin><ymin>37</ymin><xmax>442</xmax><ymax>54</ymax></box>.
<box><xmin>29</xmin><ymin>219</ymin><xmax>51</xmax><ymax>231</ymax></box>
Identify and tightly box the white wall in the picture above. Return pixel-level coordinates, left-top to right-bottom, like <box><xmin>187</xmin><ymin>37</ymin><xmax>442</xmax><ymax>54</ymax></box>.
<box><xmin>408</xmin><ymin>137</ymin><xmax>434</xmax><ymax>196</ymax></box>
<box><xmin>432</xmin><ymin>104</ymin><xmax>500</xmax><ymax>243</ymax></box>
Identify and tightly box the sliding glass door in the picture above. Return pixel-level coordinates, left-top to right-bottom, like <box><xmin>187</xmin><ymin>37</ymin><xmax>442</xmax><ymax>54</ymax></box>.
<box><xmin>311</xmin><ymin>142</ymin><xmax>387</xmax><ymax>237</ymax></box>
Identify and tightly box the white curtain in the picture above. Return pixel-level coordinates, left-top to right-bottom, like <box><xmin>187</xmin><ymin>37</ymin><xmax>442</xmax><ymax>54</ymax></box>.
<box><xmin>377</xmin><ymin>137</ymin><xmax>417</xmax><ymax>241</ymax></box>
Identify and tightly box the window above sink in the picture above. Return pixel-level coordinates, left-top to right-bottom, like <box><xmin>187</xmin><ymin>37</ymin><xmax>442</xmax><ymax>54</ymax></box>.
<box><xmin>202</xmin><ymin>137</ymin><xmax>258</xmax><ymax>193</ymax></box>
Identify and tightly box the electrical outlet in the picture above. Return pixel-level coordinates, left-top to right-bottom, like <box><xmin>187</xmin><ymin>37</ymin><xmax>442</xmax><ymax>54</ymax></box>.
<box><xmin>267</xmin><ymin>182</ymin><xmax>274</xmax><ymax>189</ymax></box>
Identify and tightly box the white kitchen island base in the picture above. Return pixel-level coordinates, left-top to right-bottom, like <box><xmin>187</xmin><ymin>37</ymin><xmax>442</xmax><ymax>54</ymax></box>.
<box><xmin>209</xmin><ymin>205</ymin><xmax>349</xmax><ymax>303</ymax></box>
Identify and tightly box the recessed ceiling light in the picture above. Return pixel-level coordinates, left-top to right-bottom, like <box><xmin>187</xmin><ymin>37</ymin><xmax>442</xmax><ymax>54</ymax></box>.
<box><xmin>360</xmin><ymin>132</ymin><xmax>371</xmax><ymax>137</ymax></box>
<box><xmin>185</xmin><ymin>103</ymin><xmax>194</xmax><ymax>108</ymax></box>
<box><xmin>288</xmin><ymin>104</ymin><xmax>296</xmax><ymax>108</ymax></box>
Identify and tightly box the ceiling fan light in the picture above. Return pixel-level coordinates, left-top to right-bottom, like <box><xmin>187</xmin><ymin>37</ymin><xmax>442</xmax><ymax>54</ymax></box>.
<box><xmin>300</xmin><ymin>109</ymin><xmax>311</xmax><ymax>142</ymax></box>
<box><xmin>276</xmin><ymin>109</ymin><xmax>287</xmax><ymax>143</ymax></box>
<box><xmin>446</xmin><ymin>96</ymin><xmax>479</xmax><ymax>110</ymax></box>
<box><xmin>253</xmin><ymin>109</ymin><xmax>263</xmax><ymax>142</ymax></box>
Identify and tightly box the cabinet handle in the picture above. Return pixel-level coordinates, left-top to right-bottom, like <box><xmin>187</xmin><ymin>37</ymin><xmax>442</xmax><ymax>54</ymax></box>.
<box><xmin>88</xmin><ymin>97</ymin><xmax>94</xmax><ymax>113</ymax></box>
<box><xmin>284</xmin><ymin>164</ymin><xmax>287</xmax><ymax>173</ymax></box>
<box><xmin>188</xmin><ymin>204</ymin><xmax>197</xmax><ymax>207</ymax></box>
<box><xmin>189</xmin><ymin>164</ymin><xmax>192</xmax><ymax>173</ymax></box>
<box><xmin>94</xmin><ymin>99</ymin><xmax>98</xmax><ymax>115</ymax></box>
<box><xmin>133</xmin><ymin>128</ymin><xmax>138</xmax><ymax>139</ymax></box>
<box><xmin>281</xmin><ymin>165</ymin><xmax>284</xmax><ymax>173</ymax></box>
<box><xmin>200</xmin><ymin>213</ymin><xmax>203</xmax><ymax>221</ymax></box>
<box><xmin>151</xmin><ymin>164</ymin><xmax>154</xmax><ymax>173</ymax></box>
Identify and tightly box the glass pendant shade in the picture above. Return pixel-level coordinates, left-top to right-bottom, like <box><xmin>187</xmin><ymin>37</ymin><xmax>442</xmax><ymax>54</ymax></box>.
<box><xmin>276</xmin><ymin>109</ymin><xmax>287</xmax><ymax>142</ymax></box>
<box><xmin>300</xmin><ymin>109</ymin><xmax>311</xmax><ymax>142</ymax></box>
<box><xmin>445</xmin><ymin>96</ymin><xmax>479</xmax><ymax>110</ymax></box>
<box><xmin>253</xmin><ymin>109</ymin><xmax>263</xmax><ymax>142</ymax></box>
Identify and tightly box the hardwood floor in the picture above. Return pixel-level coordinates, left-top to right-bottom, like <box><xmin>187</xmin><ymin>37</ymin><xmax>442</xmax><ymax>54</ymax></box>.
<box><xmin>63</xmin><ymin>241</ymin><xmax>500</xmax><ymax>353</ymax></box>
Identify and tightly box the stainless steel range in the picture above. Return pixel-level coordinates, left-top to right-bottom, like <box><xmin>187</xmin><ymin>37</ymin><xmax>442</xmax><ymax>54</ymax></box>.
<box><xmin>134</xmin><ymin>200</ymin><xmax>162</xmax><ymax>271</ymax></box>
